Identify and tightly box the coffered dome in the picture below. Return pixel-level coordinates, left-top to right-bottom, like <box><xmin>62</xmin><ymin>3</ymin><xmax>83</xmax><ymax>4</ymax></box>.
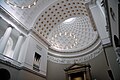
<box><xmin>32</xmin><ymin>0</ymin><xmax>103</xmax><ymax>64</ymax></box>
<box><xmin>48</xmin><ymin>16</ymin><xmax>98</xmax><ymax>52</ymax></box>
<box><xmin>0</xmin><ymin>0</ymin><xmax>104</xmax><ymax>64</ymax></box>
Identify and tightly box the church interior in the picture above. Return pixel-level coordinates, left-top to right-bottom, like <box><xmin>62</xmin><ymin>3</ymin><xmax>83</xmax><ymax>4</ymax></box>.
<box><xmin>0</xmin><ymin>0</ymin><xmax>120</xmax><ymax>80</ymax></box>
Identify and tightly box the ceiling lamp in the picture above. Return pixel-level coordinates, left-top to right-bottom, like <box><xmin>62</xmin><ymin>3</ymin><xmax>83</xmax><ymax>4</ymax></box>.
<box><xmin>4</xmin><ymin>0</ymin><xmax>38</xmax><ymax>9</ymax></box>
<box><xmin>50</xmin><ymin>32</ymin><xmax>79</xmax><ymax>50</ymax></box>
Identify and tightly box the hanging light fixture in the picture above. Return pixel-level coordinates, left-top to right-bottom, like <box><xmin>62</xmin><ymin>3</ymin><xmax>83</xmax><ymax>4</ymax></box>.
<box><xmin>4</xmin><ymin>0</ymin><xmax>38</xmax><ymax>9</ymax></box>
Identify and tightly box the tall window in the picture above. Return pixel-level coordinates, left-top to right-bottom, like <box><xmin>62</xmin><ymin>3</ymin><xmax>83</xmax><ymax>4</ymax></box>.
<box><xmin>33</xmin><ymin>52</ymin><xmax>41</xmax><ymax>71</ymax></box>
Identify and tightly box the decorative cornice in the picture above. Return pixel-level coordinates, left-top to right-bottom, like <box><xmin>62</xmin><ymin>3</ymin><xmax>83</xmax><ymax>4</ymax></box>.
<box><xmin>48</xmin><ymin>43</ymin><xmax>103</xmax><ymax>64</ymax></box>
<box><xmin>0</xmin><ymin>6</ymin><xmax>29</xmax><ymax>36</ymax></box>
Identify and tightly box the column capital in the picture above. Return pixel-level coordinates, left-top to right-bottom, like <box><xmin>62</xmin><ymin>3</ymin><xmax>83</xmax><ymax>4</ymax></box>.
<box><xmin>19</xmin><ymin>33</ymin><xmax>24</xmax><ymax>37</ymax></box>
<box><xmin>8</xmin><ymin>24</ymin><xmax>14</xmax><ymax>29</ymax></box>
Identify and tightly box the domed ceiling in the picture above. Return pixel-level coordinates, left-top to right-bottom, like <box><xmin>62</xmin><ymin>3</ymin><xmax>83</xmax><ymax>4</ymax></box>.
<box><xmin>48</xmin><ymin>16</ymin><xmax>98</xmax><ymax>52</ymax></box>
<box><xmin>32</xmin><ymin>0</ymin><xmax>103</xmax><ymax>64</ymax></box>
<box><xmin>0</xmin><ymin>0</ymin><xmax>105</xmax><ymax>64</ymax></box>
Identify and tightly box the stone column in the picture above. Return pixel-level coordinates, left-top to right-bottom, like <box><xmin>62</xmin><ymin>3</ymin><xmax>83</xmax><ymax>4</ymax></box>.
<box><xmin>0</xmin><ymin>27</ymin><xmax>13</xmax><ymax>53</ymax></box>
<box><xmin>84</xmin><ymin>72</ymin><xmax>87</xmax><ymax>80</ymax></box>
<box><xmin>13</xmin><ymin>34</ymin><xmax>24</xmax><ymax>60</ymax></box>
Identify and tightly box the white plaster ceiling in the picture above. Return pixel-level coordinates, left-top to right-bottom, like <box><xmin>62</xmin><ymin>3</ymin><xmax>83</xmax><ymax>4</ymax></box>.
<box><xmin>32</xmin><ymin>0</ymin><xmax>98</xmax><ymax>53</ymax></box>
<box><xmin>0</xmin><ymin>0</ymin><xmax>56</xmax><ymax>30</ymax></box>
<box><xmin>48</xmin><ymin>16</ymin><xmax>98</xmax><ymax>52</ymax></box>
<box><xmin>0</xmin><ymin>18</ymin><xmax>20</xmax><ymax>41</ymax></box>
<box><xmin>0</xmin><ymin>0</ymin><xmax>107</xmax><ymax>63</ymax></box>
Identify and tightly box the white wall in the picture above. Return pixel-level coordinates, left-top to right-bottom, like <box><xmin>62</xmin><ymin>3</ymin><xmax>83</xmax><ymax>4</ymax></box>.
<box><xmin>47</xmin><ymin>51</ymin><xmax>110</xmax><ymax>80</ymax></box>
<box><xmin>106</xmin><ymin>0</ymin><xmax>120</xmax><ymax>65</ymax></box>
<box><xmin>105</xmin><ymin>46</ymin><xmax>120</xmax><ymax>80</ymax></box>
<box><xmin>0</xmin><ymin>62</ymin><xmax>46</xmax><ymax>80</ymax></box>
<box><xmin>90</xmin><ymin>3</ymin><xmax>110</xmax><ymax>45</ymax></box>
<box><xmin>108</xmin><ymin>0</ymin><xmax>118</xmax><ymax>39</ymax></box>
<box><xmin>104</xmin><ymin>0</ymin><xmax>119</xmax><ymax>51</ymax></box>
<box><xmin>18</xmin><ymin>35</ymin><xmax>48</xmax><ymax>76</ymax></box>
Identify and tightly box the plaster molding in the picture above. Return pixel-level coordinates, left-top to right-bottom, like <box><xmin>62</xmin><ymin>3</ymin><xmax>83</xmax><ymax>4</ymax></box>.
<box><xmin>48</xmin><ymin>43</ymin><xmax>103</xmax><ymax>64</ymax></box>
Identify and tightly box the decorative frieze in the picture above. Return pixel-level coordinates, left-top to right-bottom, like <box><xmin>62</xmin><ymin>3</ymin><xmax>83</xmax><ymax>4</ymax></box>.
<box><xmin>48</xmin><ymin>44</ymin><xmax>103</xmax><ymax>64</ymax></box>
